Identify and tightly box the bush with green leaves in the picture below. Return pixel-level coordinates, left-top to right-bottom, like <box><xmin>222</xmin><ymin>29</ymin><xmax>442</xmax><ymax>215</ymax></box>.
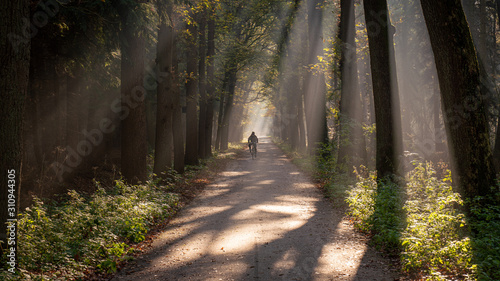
<box><xmin>401</xmin><ymin>163</ymin><xmax>472</xmax><ymax>279</ymax></box>
<box><xmin>346</xmin><ymin>167</ymin><xmax>404</xmax><ymax>252</ymax></box>
<box><xmin>3</xmin><ymin>179</ymin><xmax>179</xmax><ymax>280</ymax></box>
<box><xmin>346</xmin><ymin>163</ymin><xmax>483</xmax><ymax>280</ymax></box>
<box><xmin>468</xmin><ymin>196</ymin><xmax>500</xmax><ymax>281</ymax></box>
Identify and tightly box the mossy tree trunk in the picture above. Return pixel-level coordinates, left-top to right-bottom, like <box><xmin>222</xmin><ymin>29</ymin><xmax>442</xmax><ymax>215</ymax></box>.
<box><xmin>420</xmin><ymin>0</ymin><xmax>496</xmax><ymax>199</ymax></box>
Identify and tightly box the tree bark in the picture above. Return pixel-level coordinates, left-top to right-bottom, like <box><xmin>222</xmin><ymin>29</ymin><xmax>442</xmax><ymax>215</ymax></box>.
<box><xmin>204</xmin><ymin>10</ymin><xmax>216</xmax><ymax>157</ymax></box>
<box><xmin>420</xmin><ymin>0</ymin><xmax>496</xmax><ymax>199</ymax></box>
<box><xmin>304</xmin><ymin>0</ymin><xmax>328</xmax><ymax>155</ymax></box>
<box><xmin>115</xmin><ymin>0</ymin><xmax>148</xmax><ymax>183</ymax></box>
<box><xmin>163</xmin><ymin>6</ymin><xmax>185</xmax><ymax>174</ymax></box>
<box><xmin>0</xmin><ymin>0</ymin><xmax>30</xmax><ymax>261</ymax></box>
<box><xmin>220</xmin><ymin>67</ymin><xmax>237</xmax><ymax>150</ymax></box>
<box><xmin>153</xmin><ymin>21</ymin><xmax>174</xmax><ymax>176</ymax></box>
<box><xmin>185</xmin><ymin>18</ymin><xmax>199</xmax><ymax>165</ymax></box>
<box><xmin>337</xmin><ymin>0</ymin><xmax>362</xmax><ymax>170</ymax></box>
<box><xmin>363</xmin><ymin>0</ymin><xmax>402</xmax><ymax>180</ymax></box>
<box><xmin>198</xmin><ymin>10</ymin><xmax>208</xmax><ymax>159</ymax></box>
<box><xmin>172</xmin><ymin>41</ymin><xmax>185</xmax><ymax>174</ymax></box>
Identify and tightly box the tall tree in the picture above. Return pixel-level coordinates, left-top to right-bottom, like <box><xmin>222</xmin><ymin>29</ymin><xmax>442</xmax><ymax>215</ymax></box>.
<box><xmin>153</xmin><ymin>8</ymin><xmax>175</xmax><ymax>176</ymax></box>
<box><xmin>204</xmin><ymin>4</ymin><xmax>216</xmax><ymax>158</ymax></box>
<box><xmin>166</xmin><ymin>4</ymin><xmax>185</xmax><ymax>174</ymax></box>
<box><xmin>363</xmin><ymin>0</ymin><xmax>402</xmax><ymax>180</ymax></box>
<box><xmin>337</xmin><ymin>0</ymin><xmax>363</xmax><ymax>170</ymax></box>
<box><xmin>0</xmin><ymin>0</ymin><xmax>30</xmax><ymax>260</ymax></box>
<box><xmin>420</xmin><ymin>0</ymin><xmax>496</xmax><ymax>200</ymax></box>
<box><xmin>113</xmin><ymin>0</ymin><xmax>148</xmax><ymax>183</ymax></box>
<box><xmin>184</xmin><ymin>12</ymin><xmax>199</xmax><ymax>165</ymax></box>
<box><xmin>304</xmin><ymin>0</ymin><xmax>328</xmax><ymax>155</ymax></box>
<box><xmin>198</xmin><ymin>8</ymin><xmax>209</xmax><ymax>159</ymax></box>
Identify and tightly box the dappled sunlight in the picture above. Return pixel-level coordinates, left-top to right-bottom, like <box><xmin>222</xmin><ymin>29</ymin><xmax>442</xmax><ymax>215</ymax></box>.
<box><xmin>242</xmin><ymin>185</ymin><xmax>263</xmax><ymax>190</ymax></box>
<box><xmin>256</xmin><ymin>179</ymin><xmax>275</xmax><ymax>185</ymax></box>
<box><xmin>112</xmin><ymin>141</ymin><xmax>396</xmax><ymax>281</ymax></box>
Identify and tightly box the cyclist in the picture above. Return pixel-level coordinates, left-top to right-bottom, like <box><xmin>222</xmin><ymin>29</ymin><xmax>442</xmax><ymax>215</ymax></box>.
<box><xmin>248</xmin><ymin>132</ymin><xmax>258</xmax><ymax>155</ymax></box>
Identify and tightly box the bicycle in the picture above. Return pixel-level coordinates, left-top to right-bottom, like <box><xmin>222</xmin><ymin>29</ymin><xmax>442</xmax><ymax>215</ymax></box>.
<box><xmin>249</xmin><ymin>142</ymin><xmax>257</xmax><ymax>159</ymax></box>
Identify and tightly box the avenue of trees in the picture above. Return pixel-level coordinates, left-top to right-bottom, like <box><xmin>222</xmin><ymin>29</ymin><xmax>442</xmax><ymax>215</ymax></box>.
<box><xmin>2</xmin><ymin>0</ymin><xmax>500</xmax><ymax>278</ymax></box>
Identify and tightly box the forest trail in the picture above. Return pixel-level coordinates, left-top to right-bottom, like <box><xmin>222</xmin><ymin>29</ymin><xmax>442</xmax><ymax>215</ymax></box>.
<box><xmin>112</xmin><ymin>138</ymin><xmax>400</xmax><ymax>281</ymax></box>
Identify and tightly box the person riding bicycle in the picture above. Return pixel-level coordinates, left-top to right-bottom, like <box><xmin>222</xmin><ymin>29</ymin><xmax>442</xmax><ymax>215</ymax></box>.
<box><xmin>248</xmin><ymin>132</ymin><xmax>258</xmax><ymax>155</ymax></box>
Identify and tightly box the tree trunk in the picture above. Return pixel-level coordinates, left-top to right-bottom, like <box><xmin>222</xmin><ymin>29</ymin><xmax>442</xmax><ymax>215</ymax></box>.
<box><xmin>337</xmin><ymin>0</ymin><xmax>361</xmax><ymax>170</ymax></box>
<box><xmin>304</xmin><ymin>0</ymin><xmax>328</xmax><ymax>155</ymax></box>
<box><xmin>204</xmin><ymin>10</ymin><xmax>216</xmax><ymax>157</ymax></box>
<box><xmin>215</xmin><ymin>92</ymin><xmax>225</xmax><ymax>151</ymax></box>
<box><xmin>185</xmin><ymin>19</ymin><xmax>199</xmax><ymax>165</ymax></box>
<box><xmin>153</xmin><ymin>21</ymin><xmax>174</xmax><ymax>176</ymax></box>
<box><xmin>420</xmin><ymin>0</ymin><xmax>496</xmax><ymax>199</ymax></box>
<box><xmin>298</xmin><ymin>91</ymin><xmax>307</xmax><ymax>151</ymax></box>
<box><xmin>198</xmin><ymin>10</ymin><xmax>208</xmax><ymax>159</ymax></box>
<box><xmin>0</xmin><ymin>0</ymin><xmax>30</xmax><ymax>262</ymax></box>
<box><xmin>172</xmin><ymin>44</ymin><xmax>185</xmax><ymax>174</ymax></box>
<box><xmin>363</xmin><ymin>0</ymin><xmax>402</xmax><ymax>180</ymax></box>
<box><xmin>164</xmin><ymin>7</ymin><xmax>185</xmax><ymax>174</ymax></box>
<box><xmin>220</xmin><ymin>68</ymin><xmax>237</xmax><ymax>150</ymax></box>
<box><xmin>116</xmin><ymin>1</ymin><xmax>148</xmax><ymax>184</ymax></box>
<box><xmin>491</xmin><ymin>0</ymin><xmax>500</xmax><ymax>173</ymax></box>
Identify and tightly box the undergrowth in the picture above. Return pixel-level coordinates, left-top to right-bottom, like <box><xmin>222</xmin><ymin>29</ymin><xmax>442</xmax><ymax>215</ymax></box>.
<box><xmin>1</xmin><ymin>178</ymin><xmax>179</xmax><ymax>280</ymax></box>
<box><xmin>1</xmin><ymin>145</ymin><xmax>241</xmax><ymax>280</ymax></box>
<box><xmin>347</xmin><ymin>162</ymin><xmax>500</xmax><ymax>280</ymax></box>
<box><xmin>274</xmin><ymin>138</ymin><xmax>500</xmax><ymax>280</ymax></box>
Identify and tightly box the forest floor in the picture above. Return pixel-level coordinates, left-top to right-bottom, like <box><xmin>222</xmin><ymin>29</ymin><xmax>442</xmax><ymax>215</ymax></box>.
<box><xmin>110</xmin><ymin>138</ymin><xmax>401</xmax><ymax>281</ymax></box>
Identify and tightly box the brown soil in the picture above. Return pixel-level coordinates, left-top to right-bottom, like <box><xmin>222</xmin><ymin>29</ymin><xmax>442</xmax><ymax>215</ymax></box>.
<box><xmin>111</xmin><ymin>138</ymin><xmax>402</xmax><ymax>281</ymax></box>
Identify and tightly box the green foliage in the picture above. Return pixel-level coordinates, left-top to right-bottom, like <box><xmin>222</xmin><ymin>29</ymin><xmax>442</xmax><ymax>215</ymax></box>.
<box><xmin>346</xmin><ymin>167</ymin><xmax>405</xmax><ymax>252</ymax></box>
<box><xmin>371</xmin><ymin>178</ymin><xmax>405</xmax><ymax>252</ymax></box>
<box><xmin>468</xmin><ymin>197</ymin><xmax>500</xmax><ymax>281</ymax></box>
<box><xmin>346</xmin><ymin>167</ymin><xmax>377</xmax><ymax>233</ymax></box>
<box><xmin>346</xmin><ymin>163</ymin><xmax>485</xmax><ymax>280</ymax></box>
<box><xmin>10</xmin><ymin>179</ymin><xmax>179</xmax><ymax>280</ymax></box>
<box><xmin>401</xmin><ymin>163</ymin><xmax>472</xmax><ymax>279</ymax></box>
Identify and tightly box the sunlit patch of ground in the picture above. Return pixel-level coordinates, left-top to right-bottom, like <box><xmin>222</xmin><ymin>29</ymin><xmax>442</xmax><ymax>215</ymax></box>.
<box><xmin>112</xmin><ymin>142</ymin><xmax>400</xmax><ymax>281</ymax></box>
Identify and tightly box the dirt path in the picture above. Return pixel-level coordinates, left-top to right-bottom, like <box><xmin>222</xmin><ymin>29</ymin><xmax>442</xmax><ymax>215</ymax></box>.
<box><xmin>112</xmin><ymin>138</ymin><xmax>400</xmax><ymax>281</ymax></box>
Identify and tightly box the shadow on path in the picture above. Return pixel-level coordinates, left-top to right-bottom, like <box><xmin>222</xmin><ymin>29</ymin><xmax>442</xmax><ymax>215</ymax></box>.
<box><xmin>112</xmin><ymin>138</ymin><xmax>399</xmax><ymax>280</ymax></box>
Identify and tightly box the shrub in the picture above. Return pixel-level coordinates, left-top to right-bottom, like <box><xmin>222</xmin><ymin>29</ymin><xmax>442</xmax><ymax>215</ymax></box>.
<box><xmin>401</xmin><ymin>163</ymin><xmax>472</xmax><ymax>279</ymax></box>
<box><xmin>469</xmin><ymin>197</ymin><xmax>500</xmax><ymax>281</ymax></box>
<box><xmin>346</xmin><ymin>167</ymin><xmax>404</xmax><ymax>252</ymax></box>
<box><xmin>5</xmin><ymin>178</ymin><xmax>179</xmax><ymax>280</ymax></box>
